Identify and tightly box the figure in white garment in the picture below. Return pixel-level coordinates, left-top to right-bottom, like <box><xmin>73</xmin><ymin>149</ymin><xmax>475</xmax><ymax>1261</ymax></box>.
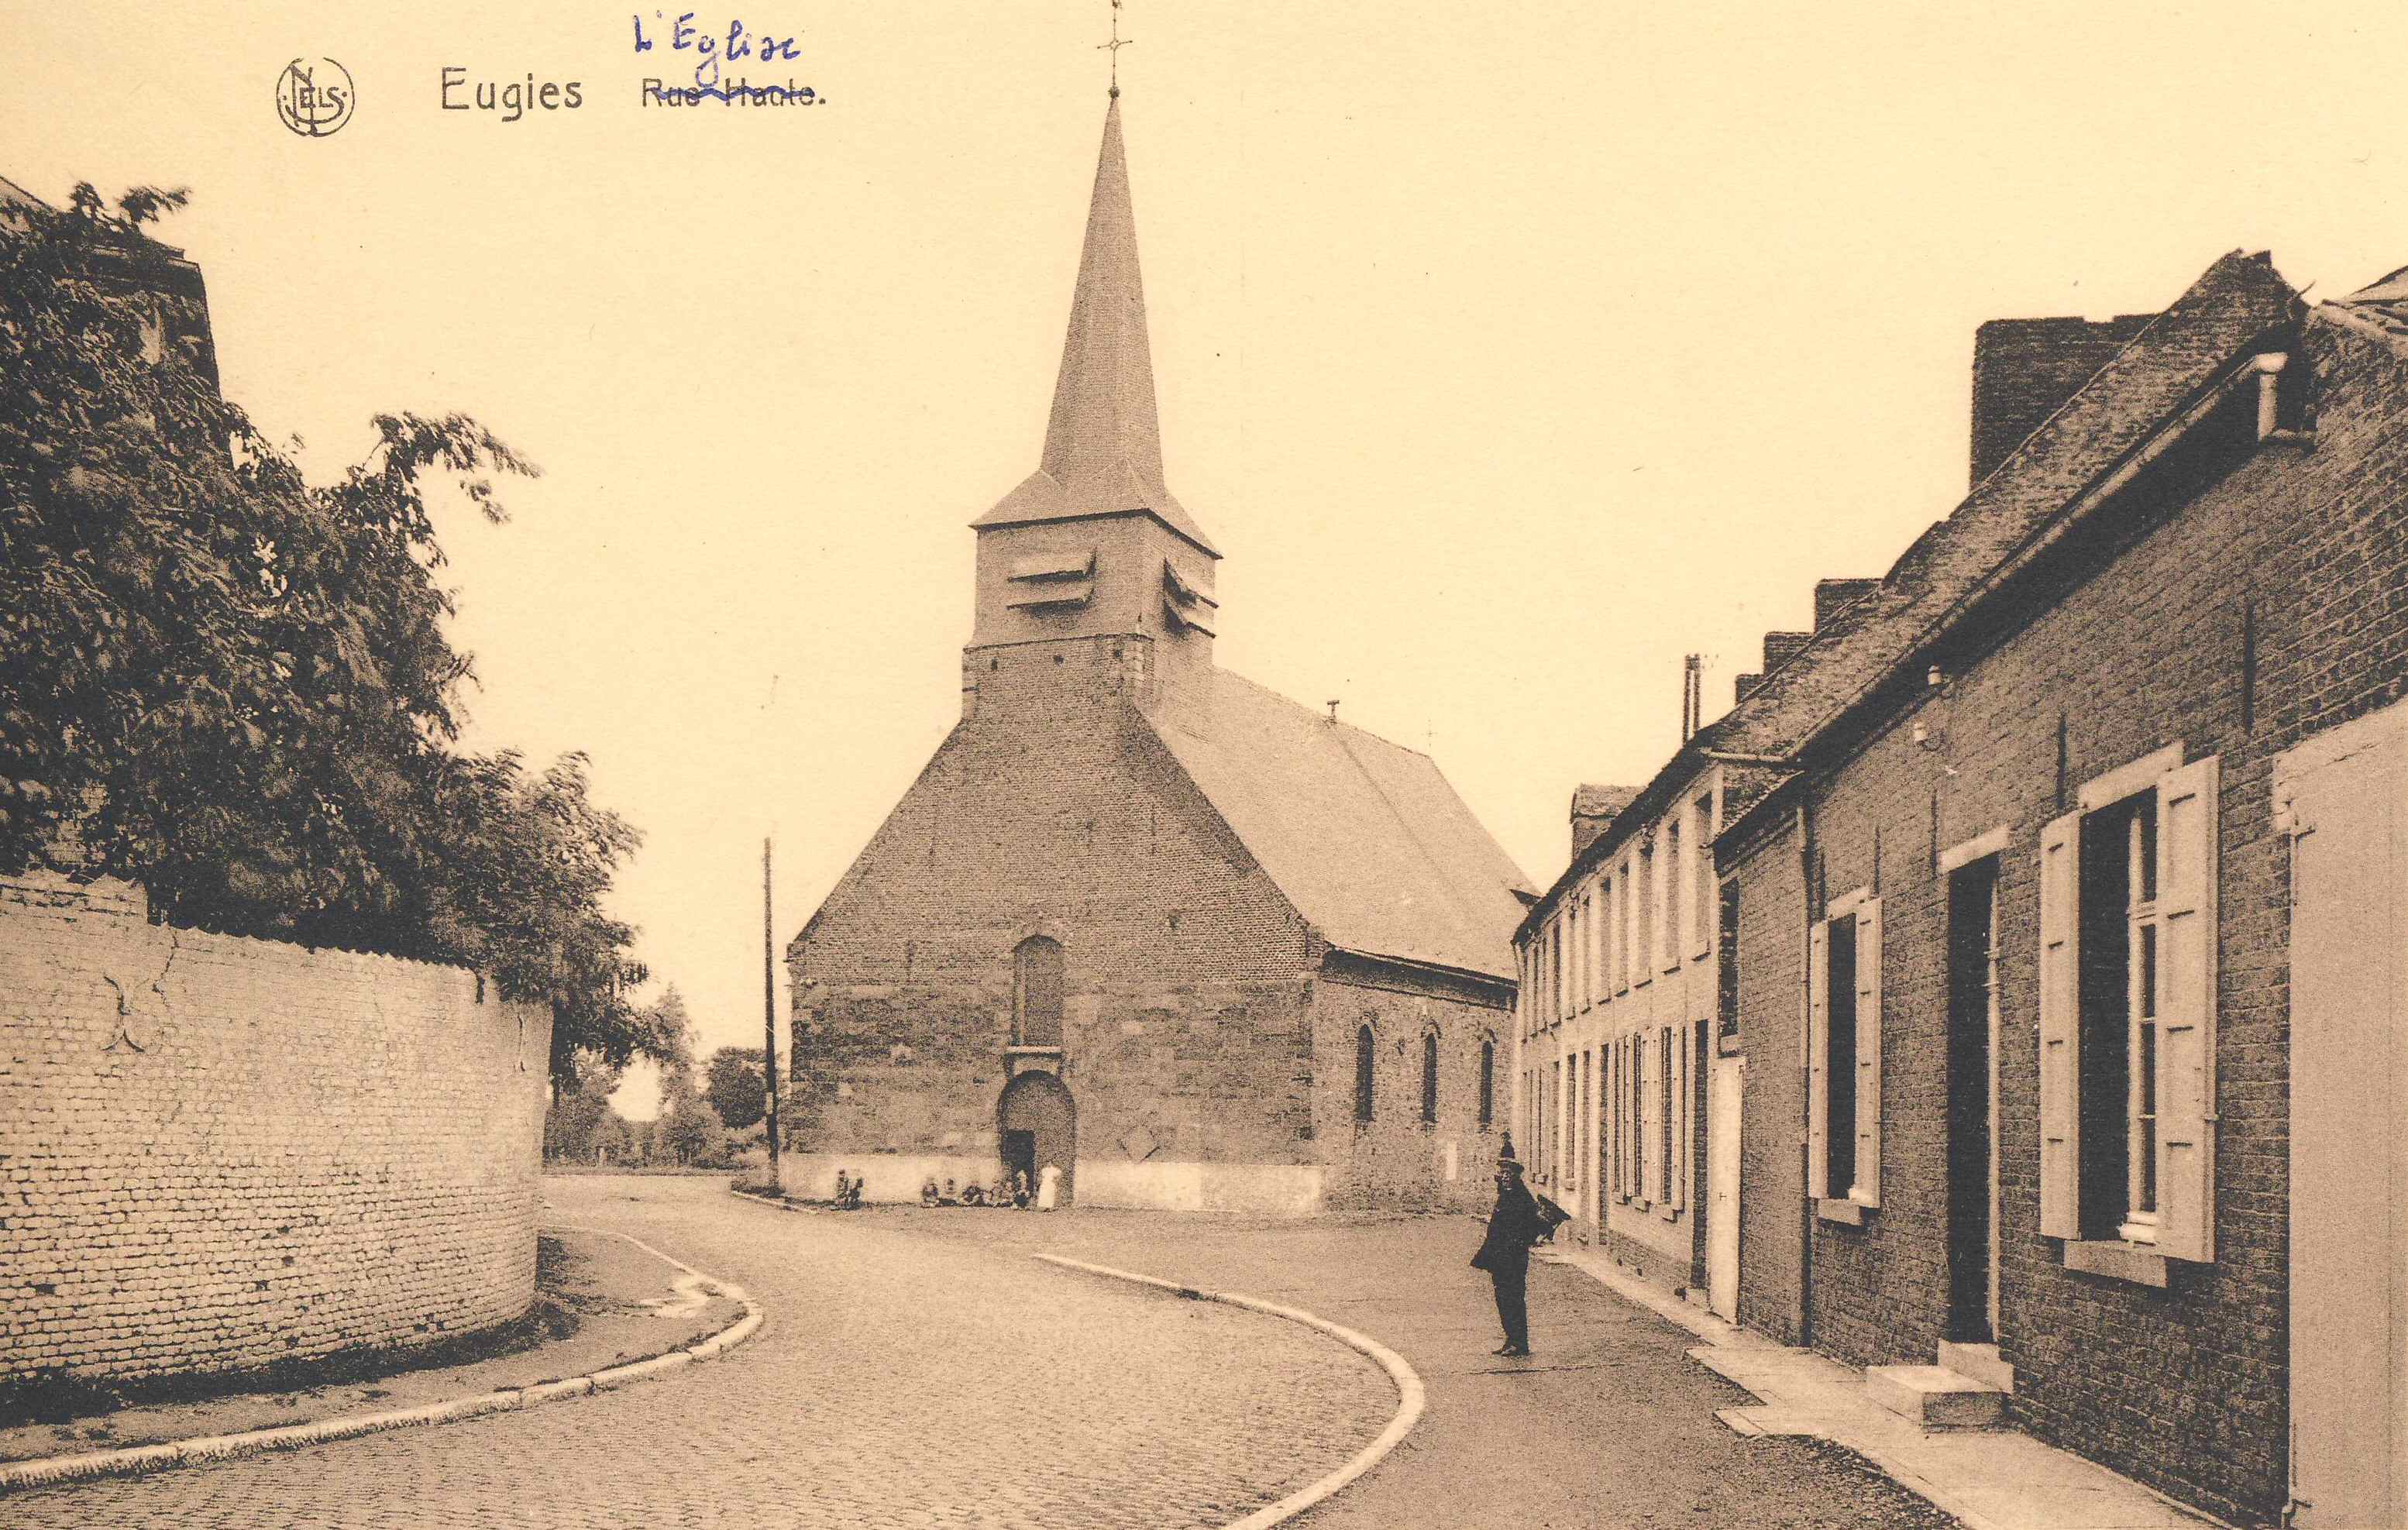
<box><xmin>1036</xmin><ymin>1162</ymin><xmax>1062</xmax><ymax>1212</ymax></box>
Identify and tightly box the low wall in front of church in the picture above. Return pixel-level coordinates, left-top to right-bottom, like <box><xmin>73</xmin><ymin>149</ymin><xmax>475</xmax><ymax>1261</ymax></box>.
<box><xmin>777</xmin><ymin>1152</ymin><xmax>1328</xmax><ymax>1213</ymax></box>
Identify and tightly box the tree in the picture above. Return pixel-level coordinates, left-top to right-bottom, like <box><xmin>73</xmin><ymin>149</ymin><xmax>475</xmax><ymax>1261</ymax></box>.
<box><xmin>544</xmin><ymin>1050</ymin><xmax>626</xmax><ymax>1163</ymax></box>
<box><xmin>658</xmin><ymin>1092</ymin><xmax>728</xmax><ymax>1167</ymax></box>
<box><xmin>703</xmin><ymin>1047</ymin><xmax>768</xmax><ymax>1131</ymax></box>
<box><xmin>0</xmin><ymin>185</ymin><xmax>670</xmax><ymax>1085</ymax></box>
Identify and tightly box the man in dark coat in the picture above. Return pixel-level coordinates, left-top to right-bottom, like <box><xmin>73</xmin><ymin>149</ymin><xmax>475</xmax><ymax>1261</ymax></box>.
<box><xmin>1470</xmin><ymin>1150</ymin><xmax>1549</xmax><ymax>1357</ymax></box>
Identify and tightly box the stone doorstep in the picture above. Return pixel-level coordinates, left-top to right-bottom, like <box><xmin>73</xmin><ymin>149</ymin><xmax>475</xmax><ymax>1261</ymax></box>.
<box><xmin>1865</xmin><ymin>1363</ymin><xmax>2009</xmax><ymax>1431</ymax></box>
<box><xmin>1556</xmin><ymin>1248</ymin><xmax>2224</xmax><ymax>1530</ymax></box>
<box><xmin>1937</xmin><ymin>1339</ymin><xmax>2016</xmax><ymax>1394</ymax></box>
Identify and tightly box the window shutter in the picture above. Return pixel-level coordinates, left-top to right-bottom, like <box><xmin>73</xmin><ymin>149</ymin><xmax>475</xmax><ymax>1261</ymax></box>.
<box><xmin>1634</xmin><ymin>1031</ymin><xmax>1649</xmax><ymax>1200</ymax></box>
<box><xmin>2038</xmin><ymin>810</ymin><xmax>2083</xmax><ymax>1239</ymax></box>
<box><xmin>1608</xmin><ymin>1035</ymin><xmax>1621</xmax><ymax>1198</ymax></box>
<box><xmin>1852</xmin><ymin>899</ymin><xmax>1883</xmax><ymax>1205</ymax></box>
<box><xmin>1807</xmin><ymin>917</ymin><xmax>1830</xmax><ymax>1200</ymax></box>
<box><xmin>1676</xmin><ymin>1024</ymin><xmax>1692</xmax><ymax>1211</ymax></box>
<box><xmin>2155</xmin><ymin>755</ymin><xmax>2220</xmax><ymax>1262</ymax></box>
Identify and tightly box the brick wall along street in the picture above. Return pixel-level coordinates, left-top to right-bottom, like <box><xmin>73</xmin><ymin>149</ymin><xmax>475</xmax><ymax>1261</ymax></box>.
<box><xmin>1</xmin><ymin>870</ymin><xmax>551</xmax><ymax>1381</ymax></box>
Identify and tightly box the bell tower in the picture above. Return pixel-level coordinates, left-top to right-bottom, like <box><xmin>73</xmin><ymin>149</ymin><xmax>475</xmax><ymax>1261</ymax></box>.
<box><xmin>964</xmin><ymin>95</ymin><xmax>1220</xmax><ymax>714</ymax></box>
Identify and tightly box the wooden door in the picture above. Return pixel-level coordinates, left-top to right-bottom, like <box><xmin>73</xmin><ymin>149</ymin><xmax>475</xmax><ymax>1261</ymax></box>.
<box><xmin>1707</xmin><ymin>1052</ymin><xmax>1742</xmax><ymax>1319</ymax></box>
<box><xmin>2282</xmin><ymin>701</ymin><xmax>2408</xmax><ymax>1528</ymax></box>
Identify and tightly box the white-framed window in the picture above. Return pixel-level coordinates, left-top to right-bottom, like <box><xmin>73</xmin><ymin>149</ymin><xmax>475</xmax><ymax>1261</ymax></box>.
<box><xmin>1579</xmin><ymin>886</ymin><xmax>1598</xmax><ymax>1007</ymax></box>
<box><xmin>1661</xmin><ymin>820</ymin><xmax>1684</xmax><ymax>975</ymax></box>
<box><xmin>2039</xmin><ymin>746</ymin><xmax>2220</xmax><ymax>1262</ymax></box>
<box><xmin>1549</xmin><ymin>917</ymin><xmax>1563</xmax><ymax>1024</ymax></box>
<box><xmin>1618</xmin><ymin>1036</ymin><xmax>1637</xmax><ymax>1205</ymax></box>
<box><xmin>1691</xmin><ymin>793</ymin><xmax>1715</xmax><ymax>961</ymax></box>
<box><xmin>1636</xmin><ymin>844</ymin><xmax>1656</xmax><ymax>979</ymax></box>
<box><xmin>1573</xmin><ymin>1049</ymin><xmax>1588</xmax><ymax>1195</ymax></box>
<box><xmin>1621</xmin><ymin>850</ymin><xmax>1639</xmax><ymax>991</ymax></box>
<box><xmin>1601</xmin><ymin>874</ymin><xmax>1618</xmax><ymax>1002</ymax></box>
<box><xmin>1808</xmin><ymin>886</ymin><xmax>1883</xmax><ymax>1207</ymax></box>
<box><xmin>1575</xmin><ymin>891</ymin><xmax>1591</xmax><ymax>1011</ymax></box>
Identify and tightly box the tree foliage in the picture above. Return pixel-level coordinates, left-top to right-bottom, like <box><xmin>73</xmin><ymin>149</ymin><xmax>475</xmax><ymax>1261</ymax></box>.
<box><xmin>0</xmin><ymin>185</ymin><xmax>670</xmax><ymax>1083</ymax></box>
<box><xmin>544</xmin><ymin>1050</ymin><xmax>628</xmax><ymax>1163</ymax></box>
<box><xmin>703</xmin><ymin>1047</ymin><xmax>768</xmax><ymax>1131</ymax></box>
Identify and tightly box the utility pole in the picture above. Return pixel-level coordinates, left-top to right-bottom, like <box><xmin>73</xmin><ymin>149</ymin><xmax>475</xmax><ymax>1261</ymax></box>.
<box><xmin>763</xmin><ymin>837</ymin><xmax>781</xmax><ymax>1183</ymax></box>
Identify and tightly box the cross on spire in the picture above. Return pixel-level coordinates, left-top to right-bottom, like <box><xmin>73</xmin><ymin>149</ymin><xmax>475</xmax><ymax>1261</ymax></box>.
<box><xmin>1098</xmin><ymin>0</ymin><xmax>1132</xmax><ymax>96</ymax></box>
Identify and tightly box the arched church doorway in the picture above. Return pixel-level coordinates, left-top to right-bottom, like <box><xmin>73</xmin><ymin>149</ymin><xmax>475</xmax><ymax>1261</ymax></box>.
<box><xmin>998</xmin><ymin>1070</ymin><xmax>1076</xmax><ymax>1207</ymax></box>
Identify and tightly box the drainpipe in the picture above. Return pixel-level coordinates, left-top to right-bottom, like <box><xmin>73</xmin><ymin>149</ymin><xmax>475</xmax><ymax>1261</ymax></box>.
<box><xmin>1795</xmin><ymin>799</ymin><xmax>1816</xmax><ymax>1346</ymax></box>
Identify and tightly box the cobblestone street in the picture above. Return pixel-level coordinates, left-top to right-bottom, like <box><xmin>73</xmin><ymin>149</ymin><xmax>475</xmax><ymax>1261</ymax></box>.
<box><xmin>900</xmin><ymin>1206</ymin><xmax>1961</xmax><ymax>1530</ymax></box>
<box><xmin>3</xmin><ymin>1176</ymin><xmax>1391</xmax><ymax>1528</ymax></box>
<box><xmin>4</xmin><ymin>1177</ymin><xmax>1964</xmax><ymax>1528</ymax></box>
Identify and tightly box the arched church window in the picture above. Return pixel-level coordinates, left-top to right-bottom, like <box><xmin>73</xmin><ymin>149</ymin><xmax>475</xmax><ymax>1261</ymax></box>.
<box><xmin>1478</xmin><ymin>1037</ymin><xmax>1496</xmax><ymax>1128</ymax></box>
<box><xmin>1421</xmin><ymin>1031</ymin><xmax>1440</xmax><ymax>1123</ymax></box>
<box><xmin>1354</xmin><ymin>1024</ymin><xmax>1376</xmax><ymax>1123</ymax></box>
<box><xmin>1013</xmin><ymin>937</ymin><xmax>1064</xmax><ymax>1047</ymax></box>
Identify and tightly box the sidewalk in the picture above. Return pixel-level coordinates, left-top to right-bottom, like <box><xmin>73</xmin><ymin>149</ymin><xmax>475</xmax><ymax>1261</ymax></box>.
<box><xmin>0</xmin><ymin>1222</ymin><xmax>751</xmax><ymax>1487</ymax></box>
<box><xmin>1538</xmin><ymin>1243</ymin><xmax>2229</xmax><ymax>1530</ymax></box>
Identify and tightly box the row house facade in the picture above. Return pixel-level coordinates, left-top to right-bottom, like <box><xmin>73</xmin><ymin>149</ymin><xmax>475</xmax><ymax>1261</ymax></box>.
<box><xmin>1512</xmin><ymin>583</ymin><xmax>1871</xmax><ymax>1319</ymax></box>
<box><xmin>1515</xmin><ymin>249</ymin><xmax>2408</xmax><ymax>1526</ymax></box>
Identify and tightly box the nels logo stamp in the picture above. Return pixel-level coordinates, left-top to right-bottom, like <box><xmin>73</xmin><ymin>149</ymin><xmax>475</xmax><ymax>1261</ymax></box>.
<box><xmin>276</xmin><ymin>57</ymin><xmax>355</xmax><ymax>137</ymax></box>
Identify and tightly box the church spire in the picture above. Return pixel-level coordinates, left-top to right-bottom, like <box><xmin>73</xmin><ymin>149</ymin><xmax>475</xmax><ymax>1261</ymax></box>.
<box><xmin>976</xmin><ymin>95</ymin><xmax>1218</xmax><ymax>556</ymax></box>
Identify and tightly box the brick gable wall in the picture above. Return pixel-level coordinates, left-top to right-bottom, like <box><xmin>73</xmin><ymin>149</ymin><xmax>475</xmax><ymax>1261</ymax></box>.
<box><xmin>786</xmin><ymin>634</ymin><xmax>1326</xmax><ymax>1205</ymax></box>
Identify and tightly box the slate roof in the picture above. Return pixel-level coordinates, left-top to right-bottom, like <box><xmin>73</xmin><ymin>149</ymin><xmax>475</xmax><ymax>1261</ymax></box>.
<box><xmin>975</xmin><ymin>98</ymin><xmax>1219</xmax><ymax>557</ymax></box>
<box><xmin>1147</xmin><ymin>671</ymin><xmax>1534</xmax><ymax>981</ymax></box>
<box><xmin>1520</xmin><ymin>249</ymin><xmax>2308</xmax><ymax>934</ymax></box>
<box><xmin>1719</xmin><ymin>251</ymin><xmax>2301</xmax><ymax>762</ymax></box>
<box><xmin>2328</xmin><ymin>264</ymin><xmax>2408</xmax><ymax>349</ymax></box>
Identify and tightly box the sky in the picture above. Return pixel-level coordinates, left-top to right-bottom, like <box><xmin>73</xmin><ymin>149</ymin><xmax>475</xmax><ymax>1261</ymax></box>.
<box><xmin>11</xmin><ymin>2</ymin><xmax>2408</xmax><ymax>1110</ymax></box>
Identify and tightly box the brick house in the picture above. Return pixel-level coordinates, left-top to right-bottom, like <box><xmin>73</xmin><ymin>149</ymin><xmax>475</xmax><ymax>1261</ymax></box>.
<box><xmin>1685</xmin><ymin>249</ymin><xmax>2408</xmax><ymax>1525</ymax></box>
<box><xmin>782</xmin><ymin>97</ymin><xmax>1531</xmax><ymax>1215</ymax></box>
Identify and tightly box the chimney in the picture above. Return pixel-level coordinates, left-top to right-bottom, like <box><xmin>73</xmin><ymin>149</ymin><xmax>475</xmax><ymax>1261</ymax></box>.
<box><xmin>1570</xmin><ymin>784</ymin><xmax>1639</xmax><ymax>858</ymax></box>
<box><xmin>1762</xmin><ymin>631</ymin><xmax>1811</xmax><ymax>673</ymax></box>
<box><xmin>1813</xmin><ymin>579</ymin><xmax>1880</xmax><ymax>631</ymax></box>
<box><xmin>1734</xmin><ymin>673</ymin><xmax>1764</xmax><ymax>705</ymax></box>
<box><xmin>1969</xmin><ymin>313</ymin><xmax>2155</xmax><ymax>487</ymax></box>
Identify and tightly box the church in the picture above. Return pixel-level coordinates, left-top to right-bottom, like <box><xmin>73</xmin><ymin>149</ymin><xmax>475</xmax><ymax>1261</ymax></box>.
<box><xmin>781</xmin><ymin>92</ymin><xmax>1532</xmax><ymax>1213</ymax></box>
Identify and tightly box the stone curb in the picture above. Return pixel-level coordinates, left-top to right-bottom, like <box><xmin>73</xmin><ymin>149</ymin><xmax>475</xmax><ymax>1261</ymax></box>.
<box><xmin>728</xmin><ymin>1183</ymin><xmax>811</xmax><ymax>1212</ymax></box>
<box><xmin>0</xmin><ymin>1228</ymin><xmax>762</xmax><ymax>1495</ymax></box>
<box><xmin>1030</xmin><ymin>1253</ymin><xmax>1426</xmax><ymax>1530</ymax></box>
